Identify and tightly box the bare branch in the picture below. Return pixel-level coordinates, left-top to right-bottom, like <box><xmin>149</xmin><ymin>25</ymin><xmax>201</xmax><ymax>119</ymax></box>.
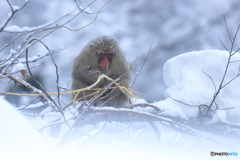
<box><xmin>74</xmin><ymin>0</ymin><xmax>82</xmax><ymax>11</ymax></box>
<box><xmin>129</xmin><ymin>103</ymin><xmax>163</xmax><ymax>111</ymax></box>
<box><xmin>223</xmin><ymin>15</ymin><xmax>232</xmax><ymax>47</ymax></box>
<box><xmin>50</xmin><ymin>52</ymin><xmax>61</xmax><ymax>107</ymax></box>
<box><xmin>2</xmin><ymin>10</ymin><xmax>73</xmax><ymax>33</ymax></box>
<box><xmin>208</xmin><ymin>18</ymin><xmax>240</xmax><ymax>110</ymax></box>
<box><xmin>219</xmin><ymin>38</ymin><xmax>229</xmax><ymax>52</ymax></box>
<box><xmin>130</xmin><ymin>42</ymin><xmax>153</xmax><ymax>87</ymax></box>
<box><xmin>90</xmin><ymin>107</ymin><xmax>205</xmax><ymax>145</ymax></box>
<box><xmin>5</xmin><ymin>74</ymin><xmax>52</xmax><ymax>105</ymax></box>
<box><xmin>222</xmin><ymin>75</ymin><xmax>240</xmax><ymax>89</ymax></box>
<box><xmin>202</xmin><ymin>70</ymin><xmax>216</xmax><ymax>93</ymax></box>
<box><xmin>230</xmin><ymin>60</ymin><xmax>240</xmax><ymax>63</ymax></box>
<box><xmin>25</xmin><ymin>40</ymin><xmax>59</xmax><ymax>110</ymax></box>
<box><xmin>169</xmin><ymin>96</ymin><xmax>198</xmax><ymax>108</ymax></box>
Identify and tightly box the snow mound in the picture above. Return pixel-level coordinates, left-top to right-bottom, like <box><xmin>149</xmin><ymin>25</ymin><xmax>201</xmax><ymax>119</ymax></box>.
<box><xmin>0</xmin><ymin>96</ymin><xmax>45</xmax><ymax>158</ymax></box>
<box><xmin>154</xmin><ymin>50</ymin><xmax>240</xmax><ymax>123</ymax></box>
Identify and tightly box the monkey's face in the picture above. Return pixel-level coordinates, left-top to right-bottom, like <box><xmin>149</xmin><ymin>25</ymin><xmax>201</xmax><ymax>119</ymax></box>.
<box><xmin>83</xmin><ymin>36</ymin><xmax>125</xmax><ymax>72</ymax></box>
<box><xmin>97</xmin><ymin>53</ymin><xmax>115</xmax><ymax>70</ymax></box>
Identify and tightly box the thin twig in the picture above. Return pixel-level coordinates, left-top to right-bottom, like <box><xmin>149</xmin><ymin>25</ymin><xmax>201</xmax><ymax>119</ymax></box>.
<box><xmin>223</xmin><ymin>15</ymin><xmax>232</xmax><ymax>48</ymax></box>
<box><xmin>25</xmin><ymin>39</ymin><xmax>59</xmax><ymax>110</ymax></box>
<box><xmin>209</xmin><ymin>19</ymin><xmax>240</xmax><ymax>109</ymax></box>
<box><xmin>130</xmin><ymin>42</ymin><xmax>153</xmax><ymax>87</ymax></box>
<box><xmin>1</xmin><ymin>0</ymin><xmax>100</xmax><ymax>78</ymax></box>
<box><xmin>129</xmin><ymin>103</ymin><xmax>163</xmax><ymax>111</ymax></box>
<box><xmin>50</xmin><ymin>52</ymin><xmax>62</xmax><ymax>107</ymax></box>
<box><xmin>90</xmin><ymin>107</ymin><xmax>206</xmax><ymax>146</ymax></box>
<box><xmin>0</xmin><ymin>0</ymin><xmax>29</xmax><ymax>32</ymax></box>
<box><xmin>202</xmin><ymin>70</ymin><xmax>217</xmax><ymax>93</ymax></box>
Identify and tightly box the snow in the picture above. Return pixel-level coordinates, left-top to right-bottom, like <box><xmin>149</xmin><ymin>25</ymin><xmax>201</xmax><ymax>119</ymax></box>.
<box><xmin>1</xmin><ymin>0</ymin><xmax>240</xmax><ymax>158</ymax></box>
<box><xmin>0</xmin><ymin>96</ymin><xmax>45</xmax><ymax>159</ymax></box>
<box><xmin>3</xmin><ymin>10</ymin><xmax>71</xmax><ymax>33</ymax></box>
<box><xmin>1</xmin><ymin>50</ymin><xmax>240</xmax><ymax>159</ymax></box>
<box><xmin>0</xmin><ymin>97</ymin><xmax>162</xmax><ymax>159</ymax></box>
<box><xmin>153</xmin><ymin>50</ymin><xmax>240</xmax><ymax>123</ymax></box>
<box><xmin>12</xmin><ymin>5</ymin><xmax>20</xmax><ymax>11</ymax></box>
<box><xmin>18</xmin><ymin>102</ymin><xmax>45</xmax><ymax>109</ymax></box>
<box><xmin>11</xmin><ymin>63</ymin><xmax>25</xmax><ymax>73</ymax></box>
<box><xmin>4</xmin><ymin>25</ymin><xmax>32</xmax><ymax>32</ymax></box>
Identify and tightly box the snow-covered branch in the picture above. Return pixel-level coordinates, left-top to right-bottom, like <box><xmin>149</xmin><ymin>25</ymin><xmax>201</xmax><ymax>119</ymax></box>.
<box><xmin>0</xmin><ymin>0</ymin><xmax>29</xmax><ymax>32</ymax></box>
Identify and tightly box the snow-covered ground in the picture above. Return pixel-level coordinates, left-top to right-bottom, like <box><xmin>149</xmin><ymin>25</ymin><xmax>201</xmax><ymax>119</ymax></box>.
<box><xmin>1</xmin><ymin>50</ymin><xmax>239</xmax><ymax>160</ymax></box>
<box><xmin>0</xmin><ymin>96</ymin><xmax>46</xmax><ymax>159</ymax></box>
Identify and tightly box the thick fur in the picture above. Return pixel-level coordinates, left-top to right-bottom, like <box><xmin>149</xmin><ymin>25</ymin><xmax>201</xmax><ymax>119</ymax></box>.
<box><xmin>72</xmin><ymin>36</ymin><xmax>130</xmax><ymax>107</ymax></box>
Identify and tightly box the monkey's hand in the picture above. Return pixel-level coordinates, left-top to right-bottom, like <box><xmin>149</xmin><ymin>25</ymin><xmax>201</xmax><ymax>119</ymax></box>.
<box><xmin>73</xmin><ymin>68</ymin><xmax>102</xmax><ymax>84</ymax></box>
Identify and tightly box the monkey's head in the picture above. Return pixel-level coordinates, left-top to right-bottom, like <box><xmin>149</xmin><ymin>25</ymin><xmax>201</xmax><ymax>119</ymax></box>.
<box><xmin>73</xmin><ymin>36</ymin><xmax>130</xmax><ymax>107</ymax></box>
<box><xmin>81</xmin><ymin>36</ymin><xmax>128</xmax><ymax>72</ymax></box>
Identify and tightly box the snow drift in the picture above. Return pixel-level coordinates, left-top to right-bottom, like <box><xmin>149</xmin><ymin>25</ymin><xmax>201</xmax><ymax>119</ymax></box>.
<box><xmin>1</xmin><ymin>50</ymin><xmax>239</xmax><ymax>159</ymax></box>
<box><xmin>154</xmin><ymin>50</ymin><xmax>240</xmax><ymax>123</ymax></box>
<box><xmin>0</xmin><ymin>97</ymin><xmax>45</xmax><ymax>159</ymax></box>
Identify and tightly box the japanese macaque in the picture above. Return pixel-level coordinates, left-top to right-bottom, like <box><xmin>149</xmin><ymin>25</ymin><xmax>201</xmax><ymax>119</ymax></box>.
<box><xmin>72</xmin><ymin>36</ymin><xmax>130</xmax><ymax>108</ymax></box>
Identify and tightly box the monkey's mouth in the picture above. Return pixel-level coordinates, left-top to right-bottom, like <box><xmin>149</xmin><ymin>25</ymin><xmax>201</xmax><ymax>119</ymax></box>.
<box><xmin>99</xmin><ymin>57</ymin><xmax>110</xmax><ymax>70</ymax></box>
<box><xmin>98</xmin><ymin>53</ymin><xmax>113</xmax><ymax>70</ymax></box>
<box><xmin>100</xmin><ymin>65</ymin><xmax>109</xmax><ymax>70</ymax></box>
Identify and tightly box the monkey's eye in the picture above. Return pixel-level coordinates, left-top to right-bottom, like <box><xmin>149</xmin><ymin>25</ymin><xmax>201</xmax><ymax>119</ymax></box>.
<box><xmin>96</xmin><ymin>53</ymin><xmax>102</xmax><ymax>58</ymax></box>
<box><xmin>106</xmin><ymin>53</ymin><xmax>115</xmax><ymax>58</ymax></box>
<box><xmin>97</xmin><ymin>53</ymin><xmax>115</xmax><ymax>58</ymax></box>
<box><xmin>97</xmin><ymin>53</ymin><xmax>105</xmax><ymax>57</ymax></box>
<box><xmin>109</xmin><ymin>53</ymin><xmax>115</xmax><ymax>56</ymax></box>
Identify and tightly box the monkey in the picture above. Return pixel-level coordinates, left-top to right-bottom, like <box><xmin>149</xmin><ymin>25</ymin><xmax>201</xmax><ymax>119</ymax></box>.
<box><xmin>71</xmin><ymin>36</ymin><xmax>130</xmax><ymax>108</ymax></box>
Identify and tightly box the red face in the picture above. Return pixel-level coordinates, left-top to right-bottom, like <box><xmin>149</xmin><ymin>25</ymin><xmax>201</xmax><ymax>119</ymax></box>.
<box><xmin>98</xmin><ymin>53</ymin><xmax>114</xmax><ymax>70</ymax></box>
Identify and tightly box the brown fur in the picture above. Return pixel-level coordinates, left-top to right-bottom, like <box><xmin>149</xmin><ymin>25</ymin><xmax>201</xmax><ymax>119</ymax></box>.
<box><xmin>72</xmin><ymin>36</ymin><xmax>130</xmax><ymax>107</ymax></box>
